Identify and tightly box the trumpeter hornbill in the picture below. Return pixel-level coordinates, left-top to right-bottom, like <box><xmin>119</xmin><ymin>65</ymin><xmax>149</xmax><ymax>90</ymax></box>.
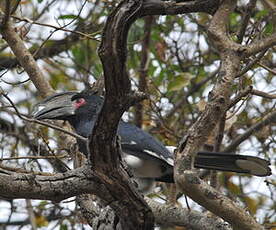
<box><xmin>32</xmin><ymin>90</ymin><xmax>271</xmax><ymax>190</ymax></box>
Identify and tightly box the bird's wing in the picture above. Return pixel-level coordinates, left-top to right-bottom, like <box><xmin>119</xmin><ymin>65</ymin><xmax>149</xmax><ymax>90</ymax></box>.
<box><xmin>118</xmin><ymin>121</ymin><xmax>174</xmax><ymax>166</ymax></box>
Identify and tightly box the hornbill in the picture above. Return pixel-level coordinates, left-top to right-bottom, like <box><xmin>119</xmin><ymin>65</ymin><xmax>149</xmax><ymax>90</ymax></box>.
<box><xmin>32</xmin><ymin>90</ymin><xmax>271</xmax><ymax>190</ymax></box>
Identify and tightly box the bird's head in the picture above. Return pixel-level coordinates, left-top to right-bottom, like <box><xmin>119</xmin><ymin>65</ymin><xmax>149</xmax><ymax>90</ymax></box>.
<box><xmin>32</xmin><ymin>90</ymin><xmax>103</xmax><ymax>121</ymax></box>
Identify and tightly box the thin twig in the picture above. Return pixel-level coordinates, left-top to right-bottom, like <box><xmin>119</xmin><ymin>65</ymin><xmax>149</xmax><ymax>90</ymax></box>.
<box><xmin>251</xmin><ymin>89</ymin><xmax>276</xmax><ymax>99</ymax></box>
<box><xmin>135</xmin><ymin>16</ymin><xmax>153</xmax><ymax>127</ymax></box>
<box><xmin>0</xmin><ymin>155</ymin><xmax>67</xmax><ymax>161</ymax></box>
<box><xmin>228</xmin><ymin>86</ymin><xmax>253</xmax><ymax>109</ymax></box>
<box><xmin>256</xmin><ymin>61</ymin><xmax>276</xmax><ymax>75</ymax></box>
<box><xmin>223</xmin><ymin>110</ymin><xmax>276</xmax><ymax>152</ymax></box>
<box><xmin>12</xmin><ymin>15</ymin><xmax>101</xmax><ymax>41</ymax></box>
<box><xmin>0</xmin><ymin>164</ymin><xmax>55</xmax><ymax>176</ymax></box>
<box><xmin>236</xmin><ymin>50</ymin><xmax>267</xmax><ymax>78</ymax></box>
<box><xmin>237</xmin><ymin>0</ymin><xmax>257</xmax><ymax>43</ymax></box>
<box><xmin>26</xmin><ymin>199</ymin><xmax>37</xmax><ymax>230</ymax></box>
<box><xmin>227</xmin><ymin>94</ymin><xmax>250</xmax><ymax>120</ymax></box>
<box><xmin>165</xmin><ymin>68</ymin><xmax>219</xmax><ymax>119</ymax></box>
<box><xmin>32</xmin><ymin>0</ymin><xmax>93</xmax><ymax>58</ymax></box>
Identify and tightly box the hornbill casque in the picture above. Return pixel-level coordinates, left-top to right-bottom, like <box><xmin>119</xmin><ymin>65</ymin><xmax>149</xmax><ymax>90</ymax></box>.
<box><xmin>32</xmin><ymin>90</ymin><xmax>271</xmax><ymax>191</ymax></box>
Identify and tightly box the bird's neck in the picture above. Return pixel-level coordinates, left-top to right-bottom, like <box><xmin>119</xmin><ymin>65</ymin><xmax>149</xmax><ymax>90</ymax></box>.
<box><xmin>68</xmin><ymin>116</ymin><xmax>96</xmax><ymax>138</ymax></box>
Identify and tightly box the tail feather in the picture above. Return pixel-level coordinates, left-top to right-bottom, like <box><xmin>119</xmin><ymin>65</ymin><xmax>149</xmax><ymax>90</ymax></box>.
<box><xmin>195</xmin><ymin>152</ymin><xmax>271</xmax><ymax>177</ymax></box>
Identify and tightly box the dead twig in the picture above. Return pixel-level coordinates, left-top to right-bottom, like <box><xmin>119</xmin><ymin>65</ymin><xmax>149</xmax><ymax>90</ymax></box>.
<box><xmin>224</xmin><ymin>109</ymin><xmax>276</xmax><ymax>152</ymax></box>
<box><xmin>0</xmin><ymin>164</ymin><xmax>55</xmax><ymax>176</ymax></box>
<box><xmin>12</xmin><ymin>15</ymin><xmax>101</xmax><ymax>41</ymax></box>
<box><xmin>0</xmin><ymin>154</ymin><xmax>67</xmax><ymax>161</ymax></box>
<box><xmin>251</xmin><ymin>89</ymin><xmax>276</xmax><ymax>99</ymax></box>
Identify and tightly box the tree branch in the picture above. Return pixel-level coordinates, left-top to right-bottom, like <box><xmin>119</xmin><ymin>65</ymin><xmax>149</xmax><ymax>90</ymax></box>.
<box><xmin>242</xmin><ymin>33</ymin><xmax>276</xmax><ymax>57</ymax></box>
<box><xmin>228</xmin><ymin>86</ymin><xmax>253</xmax><ymax>109</ymax></box>
<box><xmin>174</xmin><ymin>1</ymin><xmax>265</xmax><ymax>229</ymax></box>
<box><xmin>165</xmin><ymin>68</ymin><xmax>219</xmax><ymax>119</ymax></box>
<box><xmin>134</xmin><ymin>16</ymin><xmax>153</xmax><ymax>127</ymax></box>
<box><xmin>251</xmin><ymin>89</ymin><xmax>276</xmax><ymax>99</ymax></box>
<box><xmin>146</xmin><ymin>198</ymin><xmax>232</xmax><ymax>230</ymax></box>
<box><xmin>0</xmin><ymin>166</ymin><xmax>111</xmax><ymax>201</ymax></box>
<box><xmin>0</xmin><ymin>21</ymin><xmax>98</xmax><ymax>71</ymax></box>
<box><xmin>237</xmin><ymin>0</ymin><xmax>257</xmax><ymax>43</ymax></box>
<box><xmin>141</xmin><ymin>0</ymin><xmax>220</xmax><ymax>16</ymax></box>
<box><xmin>0</xmin><ymin>15</ymin><xmax>54</xmax><ymax>97</ymax></box>
<box><xmin>92</xmin><ymin>0</ymin><xmax>154</xmax><ymax>228</ymax></box>
<box><xmin>223</xmin><ymin>109</ymin><xmax>276</xmax><ymax>152</ymax></box>
<box><xmin>0</xmin><ymin>166</ymin><xmax>234</xmax><ymax>230</ymax></box>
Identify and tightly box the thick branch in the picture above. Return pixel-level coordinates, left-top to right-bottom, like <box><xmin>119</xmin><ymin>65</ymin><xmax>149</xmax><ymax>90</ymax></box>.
<box><xmin>208</xmin><ymin>0</ymin><xmax>239</xmax><ymax>51</ymax></box>
<box><xmin>141</xmin><ymin>0</ymin><xmax>219</xmax><ymax>16</ymax></box>
<box><xmin>146</xmin><ymin>198</ymin><xmax>232</xmax><ymax>230</ymax></box>
<box><xmin>174</xmin><ymin>1</ymin><xmax>264</xmax><ymax>229</ymax></box>
<box><xmin>77</xmin><ymin>195</ymin><xmax>100</xmax><ymax>227</ymax></box>
<box><xmin>92</xmin><ymin>0</ymin><xmax>154</xmax><ymax>229</ymax></box>
<box><xmin>0</xmin><ymin>166</ymin><xmax>111</xmax><ymax>201</ymax></box>
<box><xmin>243</xmin><ymin>33</ymin><xmax>276</xmax><ymax>57</ymax></box>
<box><xmin>0</xmin><ymin>166</ymin><xmax>235</xmax><ymax>230</ymax></box>
<box><xmin>179</xmin><ymin>0</ymin><xmax>237</xmax><ymax>167</ymax></box>
<box><xmin>175</xmin><ymin>172</ymin><xmax>263</xmax><ymax>230</ymax></box>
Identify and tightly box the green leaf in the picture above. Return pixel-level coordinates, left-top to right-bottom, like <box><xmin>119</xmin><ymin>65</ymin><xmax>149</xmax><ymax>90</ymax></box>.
<box><xmin>255</xmin><ymin>9</ymin><xmax>269</xmax><ymax>19</ymax></box>
<box><xmin>58</xmin><ymin>14</ymin><xmax>78</xmax><ymax>20</ymax></box>
<box><xmin>243</xmin><ymin>77</ymin><xmax>253</xmax><ymax>86</ymax></box>
<box><xmin>37</xmin><ymin>201</ymin><xmax>49</xmax><ymax>210</ymax></box>
<box><xmin>167</xmin><ymin>73</ymin><xmax>192</xmax><ymax>92</ymax></box>
<box><xmin>60</xmin><ymin>224</ymin><xmax>68</xmax><ymax>230</ymax></box>
<box><xmin>264</xmin><ymin>23</ymin><xmax>273</xmax><ymax>35</ymax></box>
<box><xmin>244</xmin><ymin>196</ymin><xmax>258</xmax><ymax>215</ymax></box>
<box><xmin>229</xmin><ymin>12</ymin><xmax>240</xmax><ymax>27</ymax></box>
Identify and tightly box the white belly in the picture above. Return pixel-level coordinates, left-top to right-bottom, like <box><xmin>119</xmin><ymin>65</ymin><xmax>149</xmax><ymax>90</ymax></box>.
<box><xmin>122</xmin><ymin>154</ymin><xmax>164</xmax><ymax>178</ymax></box>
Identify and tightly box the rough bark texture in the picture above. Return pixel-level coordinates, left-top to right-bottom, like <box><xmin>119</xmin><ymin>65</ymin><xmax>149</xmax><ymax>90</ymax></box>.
<box><xmin>146</xmin><ymin>198</ymin><xmax>232</xmax><ymax>230</ymax></box>
<box><xmin>92</xmin><ymin>0</ymin><xmax>154</xmax><ymax>229</ymax></box>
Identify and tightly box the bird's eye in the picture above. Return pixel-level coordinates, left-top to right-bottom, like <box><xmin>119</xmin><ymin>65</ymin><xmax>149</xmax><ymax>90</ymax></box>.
<box><xmin>73</xmin><ymin>98</ymin><xmax>86</xmax><ymax>109</ymax></box>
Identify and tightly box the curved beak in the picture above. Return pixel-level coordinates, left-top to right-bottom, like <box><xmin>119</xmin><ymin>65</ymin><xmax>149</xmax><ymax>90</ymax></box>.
<box><xmin>32</xmin><ymin>91</ymin><xmax>78</xmax><ymax>120</ymax></box>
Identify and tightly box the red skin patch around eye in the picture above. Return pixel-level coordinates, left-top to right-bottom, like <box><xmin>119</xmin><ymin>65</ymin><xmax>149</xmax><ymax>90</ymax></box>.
<box><xmin>74</xmin><ymin>98</ymin><xmax>86</xmax><ymax>109</ymax></box>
